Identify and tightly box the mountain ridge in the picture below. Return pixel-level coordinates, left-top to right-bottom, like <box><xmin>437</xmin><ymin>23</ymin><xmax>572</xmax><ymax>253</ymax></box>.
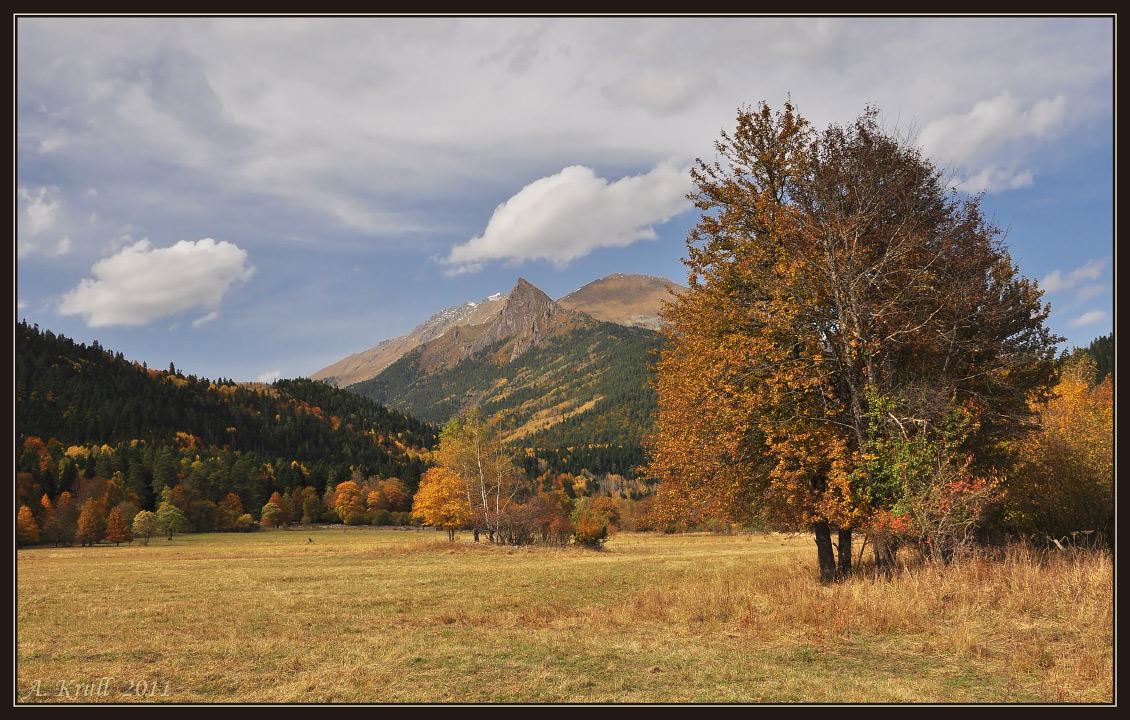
<box><xmin>311</xmin><ymin>273</ymin><xmax>682</xmax><ymax>388</ymax></box>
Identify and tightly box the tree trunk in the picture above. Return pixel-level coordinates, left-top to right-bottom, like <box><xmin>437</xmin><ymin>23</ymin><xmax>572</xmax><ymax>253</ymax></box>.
<box><xmin>814</xmin><ymin>521</ymin><xmax>837</xmax><ymax>583</ymax></box>
<box><xmin>837</xmin><ymin>528</ymin><xmax>852</xmax><ymax>577</ymax></box>
<box><xmin>873</xmin><ymin>536</ymin><xmax>897</xmax><ymax>575</ymax></box>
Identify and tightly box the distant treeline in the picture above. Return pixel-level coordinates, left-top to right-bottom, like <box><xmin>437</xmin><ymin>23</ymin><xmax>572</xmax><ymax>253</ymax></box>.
<box><xmin>16</xmin><ymin>320</ymin><xmax>435</xmax><ymax>510</ymax></box>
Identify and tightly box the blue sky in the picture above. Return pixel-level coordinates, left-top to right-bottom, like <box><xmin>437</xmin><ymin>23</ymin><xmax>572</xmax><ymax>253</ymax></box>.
<box><xmin>16</xmin><ymin>16</ymin><xmax>1114</xmax><ymax>382</ymax></box>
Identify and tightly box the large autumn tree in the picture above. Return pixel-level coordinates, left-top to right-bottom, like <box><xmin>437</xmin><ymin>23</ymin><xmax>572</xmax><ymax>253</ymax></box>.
<box><xmin>651</xmin><ymin>102</ymin><xmax>1060</xmax><ymax>581</ymax></box>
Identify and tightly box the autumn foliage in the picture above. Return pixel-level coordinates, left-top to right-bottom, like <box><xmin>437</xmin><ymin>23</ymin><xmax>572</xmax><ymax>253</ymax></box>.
<box><xmin>651</xmin><ymin>102</ymin><xmax>1060</xmax><ymax>580</ymax></box>
<box><xmin>17</xmin><ymin>505</ymin><xmax>40</xmax><ymax>546</ymax></box>
<box><xmin>104</xmin><ymin>506</ymin><xmax>133</xmax><ymax>545</ymax></box>
<box><xmin>1002</xmin><ymin>355</ymin><xmax>1114</xmax><ymax>547</ymax></box>
<box><xmin>411</xmin><ymin>467</ymin><xmax>473</xmax><ymax>541</ymax></box>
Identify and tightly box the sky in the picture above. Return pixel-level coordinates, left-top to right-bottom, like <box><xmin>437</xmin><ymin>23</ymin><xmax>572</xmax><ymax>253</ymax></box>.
<box><xmin>15</xmin><ymin>16</ymin><xmax>1114</xmax><ymax>383</ymax></box>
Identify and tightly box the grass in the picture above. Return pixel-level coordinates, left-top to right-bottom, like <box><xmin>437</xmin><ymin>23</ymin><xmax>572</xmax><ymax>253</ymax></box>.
<box><xmin>16</xmin><ymin>528</ymin><xmax>1113</xmax><ymax>704</ymax></box>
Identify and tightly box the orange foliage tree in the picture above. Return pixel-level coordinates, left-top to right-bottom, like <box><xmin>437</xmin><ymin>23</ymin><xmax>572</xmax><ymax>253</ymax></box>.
<box><xmin>76</xmin><ymin>497</ymin><xmax>107</xmax><ymax>546</ymax></box>
<box><xmin>267</xmin><ymin>491</ymin><xmax>293</xmax><ymax>526</ymax></box>
<box><xmin>104</xmin><ymin>506</ymin><xmax>133</xmax><ymax>546</ymax></box>
<box><xmin>651</xmin><ymin>102</ymin><xmax>1060</xmax><ymax>581</ymax></box>
<box><xmin>333</xmin><ymin>480</ymin><xmax>367</xmax><ymax>525</ymax></box>
<box><xmin>17</xmin><ymin>505</ymin><xmax>40</xmax><ymax>546</ymax></box>
<box><xmin>412</xmin><ymin>467</ymin><xmax>472</xmax><ymax>540</ymax></box>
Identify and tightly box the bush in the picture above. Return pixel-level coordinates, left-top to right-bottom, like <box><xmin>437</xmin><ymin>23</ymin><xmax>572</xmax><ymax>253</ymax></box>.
<box><xmin>572</xmin><ymin>505</ymin><xmax>608</xmax><ymax>549</ymax></box>
<box><xmin>234</xmin><ymin>514</ymin><xmax>259</xmax><ymax>532</ymax></box>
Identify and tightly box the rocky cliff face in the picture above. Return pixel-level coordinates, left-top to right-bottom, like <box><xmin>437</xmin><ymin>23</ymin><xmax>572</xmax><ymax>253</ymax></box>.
<box><xmin>470</xmin><ymin>278</ymin><xmax>569</xmax><ymax>360</ymax></box>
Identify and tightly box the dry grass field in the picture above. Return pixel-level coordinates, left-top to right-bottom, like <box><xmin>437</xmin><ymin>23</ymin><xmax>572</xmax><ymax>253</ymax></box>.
<box><xmin>16</xmin><ymin>528</ymin><xmax>1113</xmax><ymax>704</ymax></box>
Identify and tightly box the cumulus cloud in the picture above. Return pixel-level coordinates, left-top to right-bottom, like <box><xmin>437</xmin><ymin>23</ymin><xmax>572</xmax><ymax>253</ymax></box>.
<box><xmin>256</xmin><ymin>369</ymin><xmax>282</xmax><ymax>384</ymax></box>
<box><xmin>443</xmin><ymin>161</ymin><xmax>691</xmax><ymax>274</ymax></box>
<box><xmin>1068</xmin><ymin>310</ymin><xmax>1107</xmax><ymax>328</ymax></box>
<box><xmin>920</xmin><ymin>91</ymin><xmax>1067</xmax><ymax>163</ymax></box>
<box><xmin>919</xmin><ymin>91</ymin><xmax>1067</xmax><ymax>192</ymax></box>
<box><xmin>1041</xmin><ymin>259</ymin><xmax>1105</xmax><ymax>293</ymax></box>
<box><xmin>58</xmin><ymin>238</ymin><xmax>255</xmax><ymax>327</ymax></box>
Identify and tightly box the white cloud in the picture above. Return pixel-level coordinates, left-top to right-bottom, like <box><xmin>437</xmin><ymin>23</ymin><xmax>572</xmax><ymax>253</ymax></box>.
<box><xmin>51</xmin><ymin>235</ymin><xmax>73</xmax><ymax>256</ymax></box>
<box><xmin>58</xmin><ymin>238</ymin><xmax>255</xmax><ymax>327</ymax></box>
<box><xmin>17</xmin><ymin>186</ymin><xmax>64</xmax><ymax>257</ymax></box>
<box><xmin>18</xmin><ymin>299</ymin><xmax>28</xmax><ymax>310</ymax></box>
<box><xmin>1041</xmin><ymin>259</ymin><xmax>1105</xmax><ymax>293</ymax></box>
<box><xmin>1068</xmin><ymin>310</ymin><xmax>1107</xmax><ymax>328</ymax></box>
<box><xmin>192</xmin><ymin>310</ymin><xmax>220</xmax><ymax>328</ymax></box>
<box><xmin>15</xmin><ymin>18</ymin><xmax>1111</xmax><ymax>244</ymax></box>
<box><xmin>1074</xmin><ymin>283</ymin><xmax>1109</xmax><ymax>302</ymax></box>
<box><xmin>443</xmin><ymin>161</ymin><xmax>691</xmax><ymax>273</ymax></box>
<box><xmin>957</xmin><ymin>167</ymin><xmax>1034</xmax><ymax>193</ymax></box>
<box><xmin>920</xmin><ymin>91</ymin><xmax>1067</xmax><ymax>164</ymax></box>
<box><xmin>256</xmin><ymin>369</ymin><xmax>282</xmax><ymax>383</ymax></box>
<box><xmin>920</xmin><ymin>91</ymin><xmax>1067</xmax><ymax>193</ymax></box>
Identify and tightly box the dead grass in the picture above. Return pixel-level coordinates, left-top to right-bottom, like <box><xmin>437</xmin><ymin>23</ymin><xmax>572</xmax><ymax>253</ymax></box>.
<box><xmin>16</xmin><ymin>528</ymin><xmax>1112</xmax><ymax>704</ymax></box>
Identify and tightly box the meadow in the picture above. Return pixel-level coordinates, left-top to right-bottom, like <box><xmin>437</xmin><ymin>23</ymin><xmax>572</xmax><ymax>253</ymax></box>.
<box><xmin>16</xmin><ymin>528</ymin><xmax>1113</xmax><ymax>704</ymax></box>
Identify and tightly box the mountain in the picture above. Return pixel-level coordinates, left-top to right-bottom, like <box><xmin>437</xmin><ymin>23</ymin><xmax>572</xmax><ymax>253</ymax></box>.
<box><xmin>310</xmin><ymin>291</ymin><xmax>507</xmax><ymax>387</ymax></box>
<box><xmin>347</xmin><ymin>278</ymin><xmax>664</xmax><ymax>477</ymax></box>
<box><xmin>312</xmin><ymin>272</ymin><xmax>683</xmax><ymax>387</ymax></box>
<box><xmin>557</xmin><ymin>273</ymin><xmax>682</xmax><ymax>330</ymax></box>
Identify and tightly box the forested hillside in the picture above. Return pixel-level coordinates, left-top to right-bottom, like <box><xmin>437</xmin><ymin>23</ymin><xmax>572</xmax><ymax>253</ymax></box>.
<box><xmin>16</xmin><ymin>321</ymin><xmax>435</xmax><ymax>523</ymax></box>
<box><xmin>350</xmin><ymin>320</ymin><xmax>662</xmax><ymax>478</ymax></box>
<box><xmin>1060</xmin><ymin>332</ymin><xmax>1113</xmax><ymax>385</ymax></box>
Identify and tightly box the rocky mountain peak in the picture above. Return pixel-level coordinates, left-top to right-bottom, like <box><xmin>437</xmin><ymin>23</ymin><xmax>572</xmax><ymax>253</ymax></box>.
<box><xmin>470</xmin><ymin>278</ymin><xmax>568</xmax><ymax>360</ymax></box>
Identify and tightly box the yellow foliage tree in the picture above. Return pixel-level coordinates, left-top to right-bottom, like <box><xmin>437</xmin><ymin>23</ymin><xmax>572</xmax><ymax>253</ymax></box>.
<box><xmin>412</xmin><ymin>467</ymin><xmax>473</xmax><ymax>541</ymax></box>
<box><xmin>434</xmin><ymin>411</ymin><xmax>522</xmax><ymax>543</ymax></box>
<box><xmin>1004</xmin><ymin>355</ymin><xmax>1114</xmax><ymax>546</ymax></box>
